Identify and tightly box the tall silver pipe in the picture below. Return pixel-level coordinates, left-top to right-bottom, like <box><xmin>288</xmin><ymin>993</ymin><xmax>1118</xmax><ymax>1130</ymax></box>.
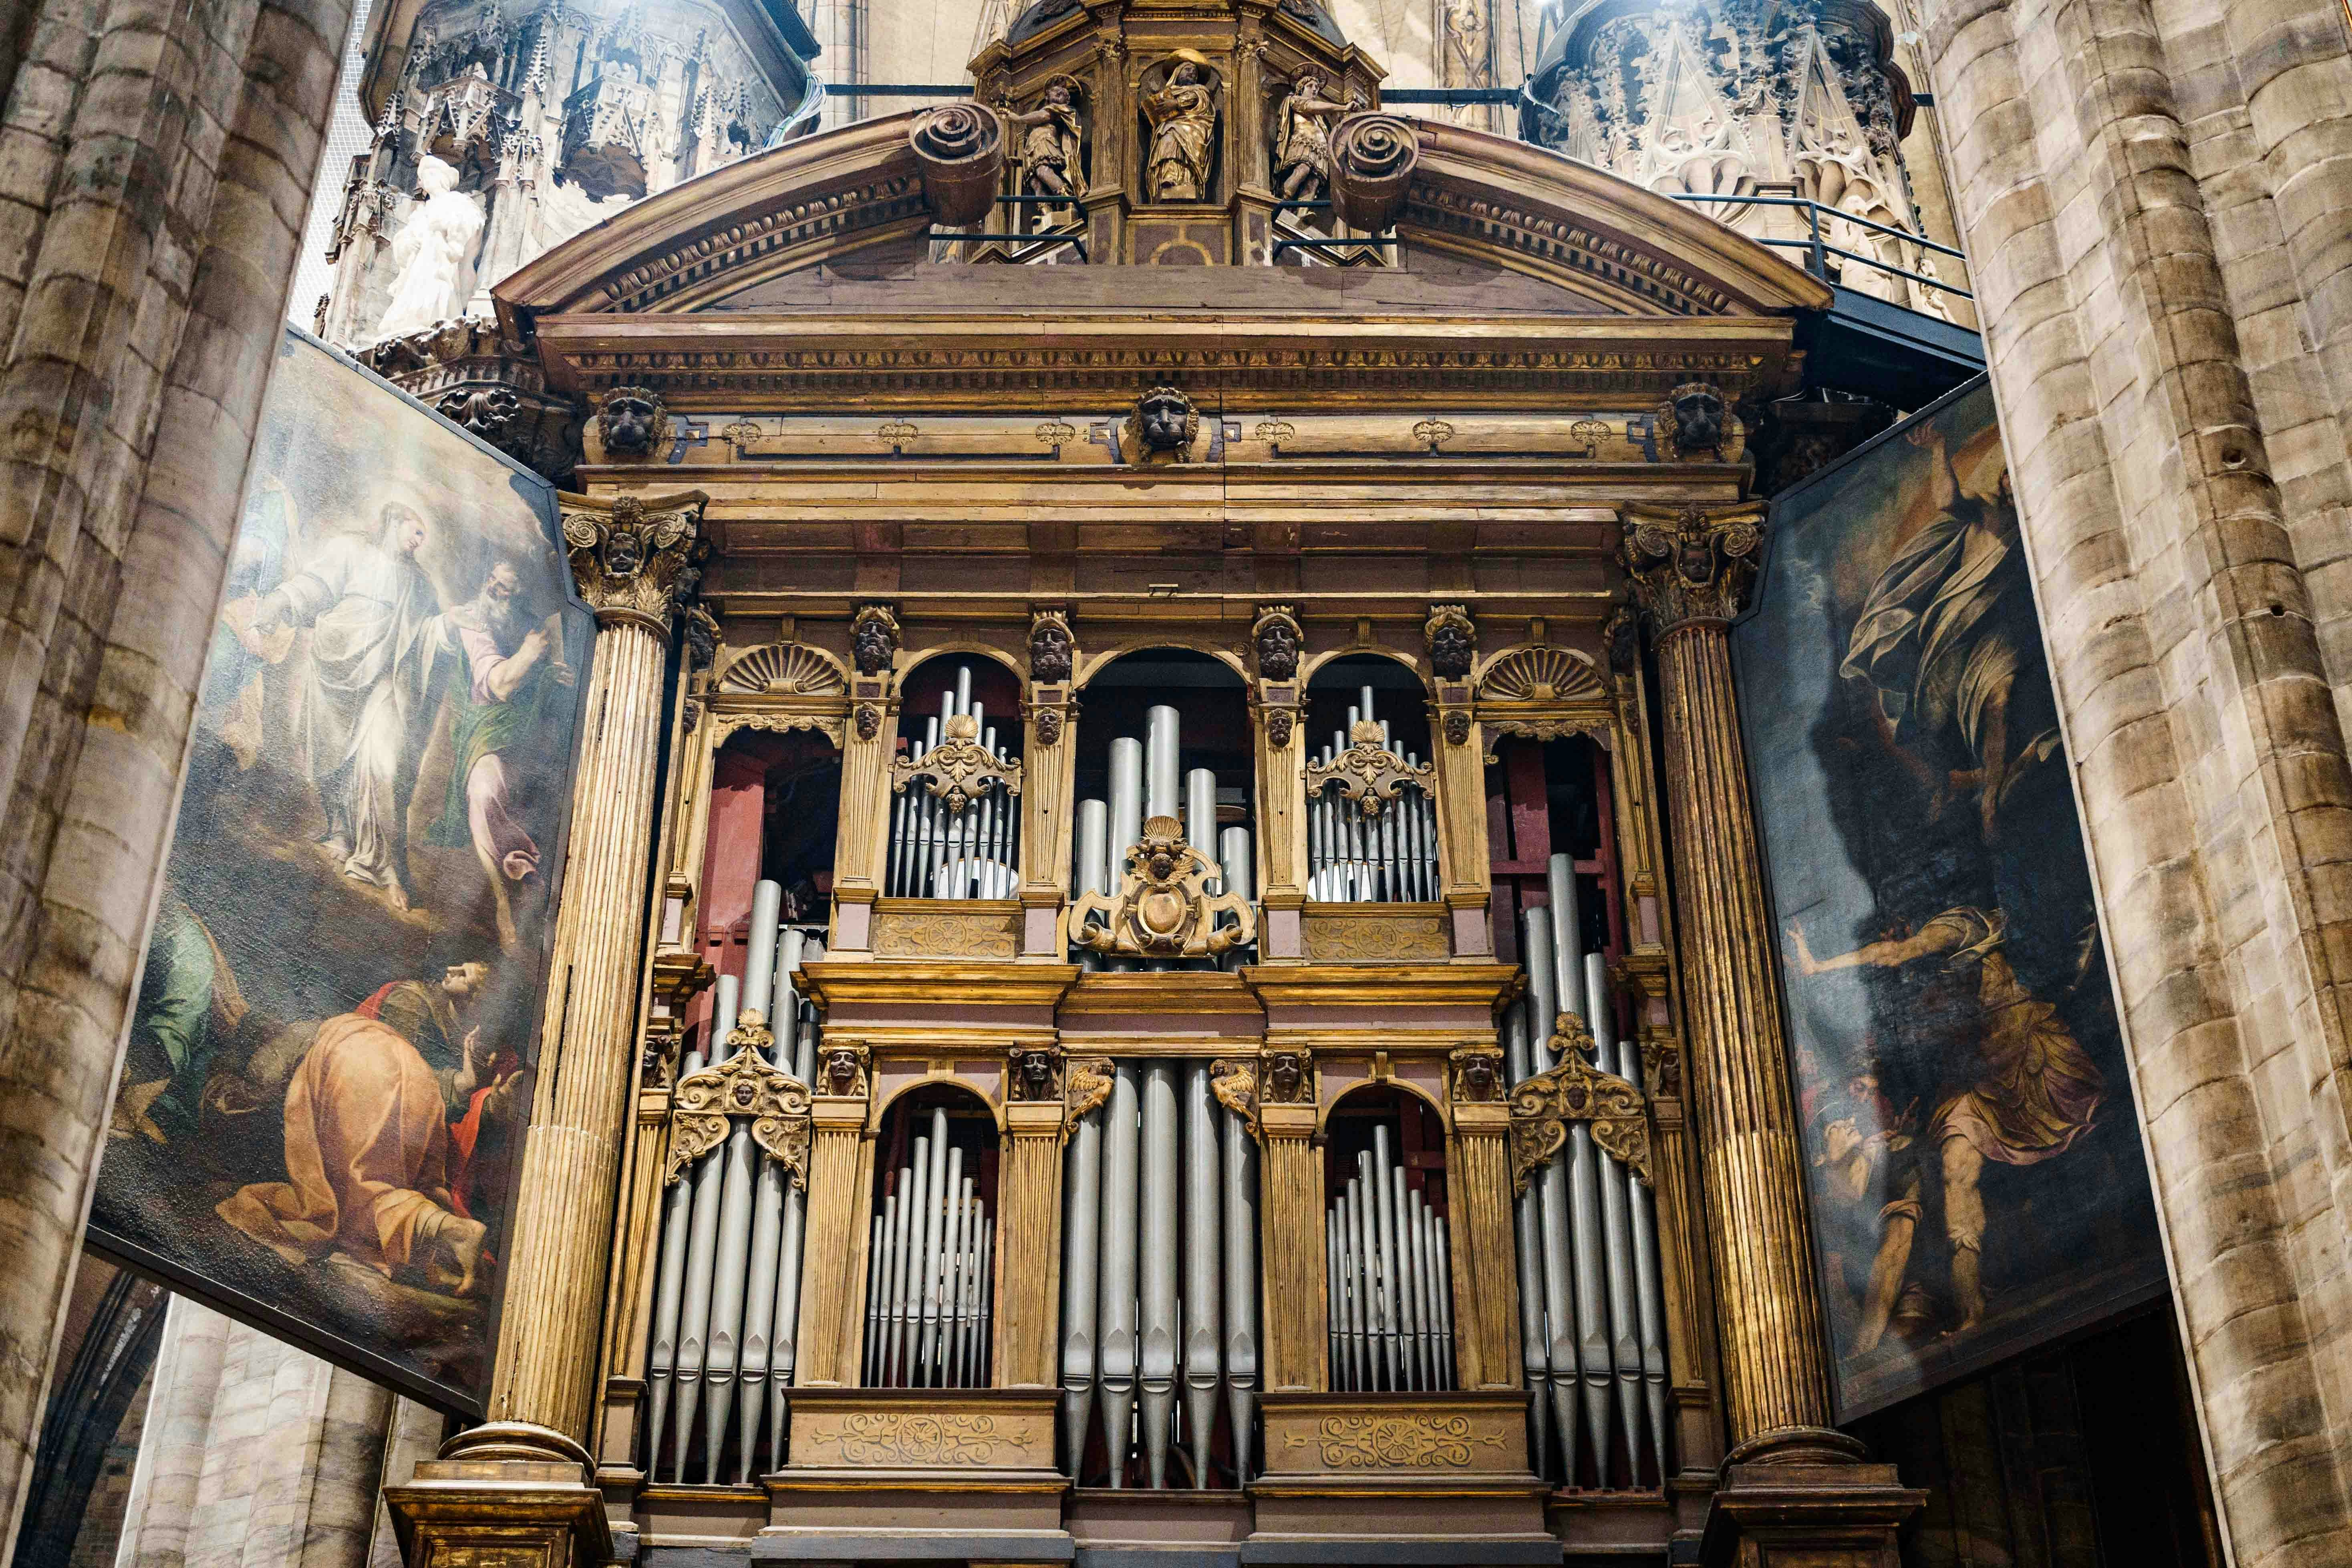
<box><xmin>884</xmin><ymin>1151</ymin><xmax>920</xmax><ymax>1383</ymax></box>
<box><xmin>1181</xmin><ymin>1064</ymin><xmax>1223</xmax><ymax>1487</ymax></box>
<box><xmin>1581</xmin><ymin>951</ymin><xmax>1643</xmax><ymax>1477</ymax></box>
<box><xmin>918</xmin><ymin>1115</ymin><xmax>951</xmax><ymax>1382</ymax></box>
<box><xmin>1077</xmin><ymin>799</ymin><xmax>1111</xmax><ymax>895</ymax></box>
<box><xmin>1219</xmin><ymin>825</ymin><xmax>1254</xmax><ymax>964</ymax></box>
<box><xmin>1594</xmin><ymin>952</ymin><xmax>1669</xmax><ymax>1478</ymax></box>
<box><xmin>1059</xmin><ymin>1099</ymin><xmax>1104</xmax><ymax>1470</ymax></box>
<box><xmin>918</xmin><ymin>716</ymin><xmax>942</xmax><ymax>894</ymax></box>
<box><xmin>769</xmin><ymin>1152</ymin><xmax>807</xmax><ymax>1469</ymax></box>
<box><xmin>770</xmin><ymin>930</ymin><xmax>803</xmax><ymax>1074</ymax></box>
<box><xmin>646</xmin><ymin>1043</ymin><xmax>705</xmax><ymax>1474</ymax></box>
<box><xmin>1550</xmin><ymin>866</ymin><xmax>1613</xmax><ymax>1469</ymax></box>
<box><xmin>701</xmin><ymin>1114</ymin><xmax>759</xmax><ymax>1479</ymax></box>
<box><xmin>1097</xmin><ymin>1062</ymin><xmax>1142</xmax><ymax>1486</ymax></box>
<box><xmin>1345</xmin><ymin>1168</ymin><xmax>1372</xmax><ymax>1389</ymax></box>
<box><xmin>737</xmin><ymin>1121</ymin><xmax>787</xmax><ymax>1478</ymax></box>
<box><xmin>864</xmin><ymin>1206</ymin><xmax>889</xmax><ymax>1385</ymax></box>
<box><xmin>1372</xmin><ymin>1125</ymin><xmax>1404</xmax><ymax>1388</ymax></box>
<box><xmin>1145</xmin><ymin>705</ymin><xmax>1181</xmax><ymax>822</ymax></box>
<box><xmin>978</xmin><ymin>1214</ymin><xmax>995</xmax><ymax>1384</ymax></box>
<box><xmin>1325</xmin><ymin>1208</ymin><xmax>1345</xmax><ymax>1387</ymax></box>
<box><xmin>1185</xmin><ymin>767</ymin><xmax>1218</xmax><ymax>872</ymax></box>
<box><xmin>672</xmin><ymin>977</ymin><xmax>733</xmax><ymax>1479</ymax></box>
<box><xmin>742</xmin><ymin>880</ymin><xmax>783</xmax><ymax>1023</ymax></box>
<box><xmin>1406</xmin><ymin>1184</ymin><xmax>1435</xmax><ymax>1388</ymax></box>
<box><xmin>1220</xmin><ymin>1099</ymin><xmax>1259</xmax><ymax>1480</ymax></box>
<box><xmin>1110</xmin><ymin>740</ymin><xmax>1144</xmax><ymax>873</ymax></box>
<box><xmin>1392</xmin><ymin>1165</ymin><xmax>1425</xmax><ymax>1388</ymax></box>
<box><xmin>1503</xmin><ymin>1003</ymin><xmax>1553</xmax><ymax>1477</ymax></box>
<box><xmin>1433</xmin><ymin>1218</ymin><xmax>1456</xmax><ymax>1389</ymax></box>
<box><xmin>1522</xmin><ymin>906</ymin><xmax>1582</xmax><ymax>1483</ymax></box>
<box><xmin>939</xmin><ymin>1160</ymin><xmax>968</xmax><ymax>1385</ymax></box>
<box><xmin>1138</xmin><ymin>1063</ymin><xmax>1180</xmax><ymax>1487</ymax></box>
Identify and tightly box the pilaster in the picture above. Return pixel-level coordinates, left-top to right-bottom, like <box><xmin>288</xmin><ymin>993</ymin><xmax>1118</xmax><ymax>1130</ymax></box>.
<box><xmin>1251</xmin><ymin>605</ymin><xmax>1307</xmax><ymax>961</ymax></box>
<box><xmin>1257</xmin><ymin>1085</ymin><xmax>1325</xmax><ymax>1393</ymax></box>
<box><xmin>1621</xmin><ymin>504</ymin><xmax>1921</xmax><ymax>1561</ymax></box>
<box><xmin>390</xmin><ymin>488</ymin><xmax>706</xmax><ymax>1568</ymax></box>
<box><xmin>830</xmin><ymin>604</ymin><xmax>900</xmax><ymax>955</ymax></box>
<box><xmin>1020</xmin><ymin>610</ymin><xmax>1076</xmax><ymax>958</ymax></box>
<box><xmin>995</xmin><ymin>1089</ymin><xmax>1069</xmax><ymax>1386</ymax></box>
<box><xmin>793</xmin><ymin>1083</ymin><xmax>878</xmax><ymax>1387</ymax></box>
<box><xmin>1446</xmin><ymin>1089</ymin><xmax>1518</xmax><ymax>1391</ymax></box>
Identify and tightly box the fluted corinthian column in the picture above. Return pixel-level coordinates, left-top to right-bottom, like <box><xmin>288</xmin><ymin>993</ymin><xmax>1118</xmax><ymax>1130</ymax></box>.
<box><xmin>388</xmin><ymin>489</ymin><xmax>706</xmax><ymax>1568</ymax></box>
<box><xmin>1620</xmin><ymin>505</ymin><xmax>1918</xmax><ymax>1564</ymax></box>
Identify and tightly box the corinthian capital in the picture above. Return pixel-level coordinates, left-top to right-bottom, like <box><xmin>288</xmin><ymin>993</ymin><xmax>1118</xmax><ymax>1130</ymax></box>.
<box><xmin>559</xmin><ymin>489</ymin><xmax>709</xmax><ymax>632</ymax></box>
<box><xmin>1620</xmin><ymin>502</ymin><xmax>1767</xmax><ymax>635</ymax></box>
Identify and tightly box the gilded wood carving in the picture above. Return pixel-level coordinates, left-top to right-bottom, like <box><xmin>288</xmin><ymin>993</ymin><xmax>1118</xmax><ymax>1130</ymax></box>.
<box><xmin>1283</xmin><ymin>1413</ymin><xmax>1506</xmax><ymax>1468</ymax></box>
<box><xmin>1069</xmin><ymin>815</ymin><xmax>1257</xmax><ymax>959</ymax></box>
<box><xmin>888</xmin><ymin>711</ymin><xmax>1024</xmax><ymax>812</ymax></box>
<box><xmin>1209</xmin><ymin>1057</ymin><xmax>1260</xmax><ymax>1139</ymax></box>
<box><xmin>665</xmin><ymin>1012</ymin><xmax>813</xmax><ymax>1186</ymax></box>
<box><xmin>1304</xmin><ymin>719</ymin><xmax>1434</xmax><ymax>816</ymax></box>
<box><xmin>1063</xmin><ymin>1055</ymin><xmax>1116</xmax><ymax>1141</ymax></box>
<box><xmin>795</xmin><ymin>1410</ymin><xmax>1040</xmax><ymax>1467</ymax></box>
<box><xmin>1508</xmin><ymin>1011</ymin><xmax>1651</xmax><ymax>1193</ymax></box>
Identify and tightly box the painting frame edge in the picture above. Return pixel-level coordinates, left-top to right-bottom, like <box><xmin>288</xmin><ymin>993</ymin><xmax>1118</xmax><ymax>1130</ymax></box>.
<box><xmin>1728</xmin><ymin>372</ymin><xmax>2171</xmax><ymax>1424</ymax></box>
<box><xmin>81</xmin><ymin>323</ymin><xmax>604</xmax><ymax>1421</ymax></box>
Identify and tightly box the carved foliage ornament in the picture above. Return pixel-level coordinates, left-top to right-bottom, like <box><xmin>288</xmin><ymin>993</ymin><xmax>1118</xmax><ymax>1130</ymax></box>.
<box><xmin>1306</xmin><ymin>719</ymin><xmax>1434</xmax><ymax>817</ymax></box>
<box><xmin>1509</xmin><ymin>1011</ymin><xmax>1651</xmax><ymax>1194</ymax></box>
<box><xmin>1063</xmin><ymin>1055</ymin><xmax>1116</xmax><ymax>1141</ymax></box>
<box><xmin>1070</xmin><ymin>815</ymin><xmax>1257</xmax><ymax>960</ymax></box>
<box><xmin>560</xmin><ymin>491</ymin><xmax>704</xmax><ymax>629</ymax></box>
<box><xmin>1291</xmin><ymin>1413</ymin><xmax>1504</xmax><ymax>1469</ymax></box>
<box><xmin>1209</xmin><ymin>1057</ymin><xmax>1260</xmax><ymax>1140</ymax></box>
<box><xmin>1254</xmin><ymin>604</ymin><xmax>1302</xmax><ymax>681</ymax></box>
<box><xmin>1620</xmin><ymin>503</ymin><xmax>1767</xmax><ymax>633</ymax></box>
<box><xmin>890</xmin><ymin>711</ymin><xmax>1024</xmax><ymax>812</ymax></box>
<box><xmin>1424</xmin><ymin>604</ymin><xmax>1476</xmax><ymax>680</ymax></box>
<box><xmin>852</xmin><ymin>604</ymin><xmax>900</xmax><ymax>675</ymax></box>
<box><xmin>666</xmin><ymin>1011</ymin><xmax>813</xmax><ymax>1185</ymax></box>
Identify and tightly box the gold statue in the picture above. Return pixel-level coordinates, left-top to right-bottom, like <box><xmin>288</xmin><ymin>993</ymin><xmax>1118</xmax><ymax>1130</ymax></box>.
<box><xmin>1272</xmin><ymin>71</ymin><xmax>1351</xmax><ymax>203</ymax></box>
<box><xmin>1005</xmin><ymin>76</ymin><xmax>1086</xmax><ymax>210</ymax></box>
<box><xmin>1143</xmin><ymin>51</ymin><xmax>1220</xmax><ymax>202</ymax></box>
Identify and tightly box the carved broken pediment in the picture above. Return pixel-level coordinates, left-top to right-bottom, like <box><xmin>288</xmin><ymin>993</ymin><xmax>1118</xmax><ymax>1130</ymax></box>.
<box><xmin>1305</xmin><ymin>719</ymin><xmax>1434</xmax><ymax>817</ymax></box>
<box><xmin>1508</xmin><ymin>1010</ymin><xmax>1651</xmax><ymax>1193</ymax></box>
<box><xmin>666</xmin><ymin>1011</ymin><xmax>814</xmax><ymax>1186</ymax></box>
<box><xmin>1070</xmin><ymin>815</ymin><xmax>1257</xmax><ymax>960</ymax></box>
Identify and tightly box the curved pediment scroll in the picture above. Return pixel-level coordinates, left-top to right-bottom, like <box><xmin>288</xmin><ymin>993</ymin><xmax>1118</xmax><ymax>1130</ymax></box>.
<box><xmin>1508</xmin><ymin>1010</ymin><xmax>1651</xmax><ymax>1194</ymax></box>
<box><xmin>666</xmin><ymin>1011</ymin><xmax>814</xmax><ymax>1188</ymax></box>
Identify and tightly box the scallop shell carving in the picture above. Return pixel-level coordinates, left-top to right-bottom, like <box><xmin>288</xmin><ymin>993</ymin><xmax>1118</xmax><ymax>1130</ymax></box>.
<box><xmin>717</xmin><ymin>643</ymin><xmax>848</xmax><ymax>695</ymax></box>
<box><xmin>1476</xmin><ymin>646</ymin><xmax>1607</xmax><ymax>705</ymax></box>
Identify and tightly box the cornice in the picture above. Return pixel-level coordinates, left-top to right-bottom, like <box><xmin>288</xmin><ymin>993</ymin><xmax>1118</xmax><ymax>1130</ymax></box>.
<box><xmin>1241</xmin><ymin>963</ymin><xmax>1519</xmax><ymax>1009</ymax></box>
<box><xmin>800</xmin><ymin>960</ymin><xmax>1081</xmax><ymax>1009</ymax></box>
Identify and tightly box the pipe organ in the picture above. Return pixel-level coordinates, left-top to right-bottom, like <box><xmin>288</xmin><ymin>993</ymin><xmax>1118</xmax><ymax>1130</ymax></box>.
<box><xmin>862</xmin><ymin>1103</ymin><xmax>996</xmax><ymax>1389</ymax></box>
<box><xmin>1305</xmin><ymin>686</ymin><xmax>1440</xmax><ymax>904</ymax></box>
<box><xmin>1326</xmin><ymin>1116</ymin><xmax>1457</xmax><ymax>1394</ymax></box>
<box><xmin>1071</xmin><ymin>701</ymin><xmax>1254</xmax><ymax>967</ymax></box>
<box><xmin>1507</xmin><ymin>858</ymin><xmax>1671</xmax><ymax>1488</ymax></box>
<box><xmin>1059</xmin><ymin>1059</ymin><xmax>1261</xmax><ymax>1489</ymax></box>
<box><xmin>886</xmin><ymin>662</ymin><xmax>1022</xmax><ymax>899</ymax></box>
<box><xmin>644</xmin><ymin>881</ymin><xmax>825</xmax><ymax>1482</ymax></box>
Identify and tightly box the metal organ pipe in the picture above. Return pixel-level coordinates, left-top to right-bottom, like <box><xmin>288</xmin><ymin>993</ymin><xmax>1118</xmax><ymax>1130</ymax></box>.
<box><xmin>884</xmin><ymin>666</ymin><xmax>1020</xmax><ymax>898</ymax></box>
<box><xmin>1328</xmin><ymin>1119</ymin><xmax>1456</xmax><ymax>1395</ymax></box>
<box><xmin>1181</xmin><ymin>1064</ymin><xmax>1224</xmax><ymax>1487</ymax></box>
<box><xmin>1522</xmin><ymin>906</ymin><xmax>1583</xmax><ymax>1481</ymax></box>
<box><xmin>1305</xmin><ymin>688</ymin><xmax>1434</xmax><ymax>904</ymax></box>
<box><xmin>1095</xmin><ymin>1062</ymin><xmax>1142</xmax><ymax>1485</ymax></box>
<box><xmin>1503</xmin><ymin>1002</ymin><xmax>1553</xmax><ymax>1479</ymax></box>
<box><xmin>1059</xmin><ymin>1094</ymin><xmax>1104</xmax><ymax>1469</ymax></box>
<box><xmin>859</xmin><ymin>1103</ymin><xmax>993</xmax><ymax>1389</ymax></box>
<box><xmin>1138</xmin><ymin>1064</ymin><xmax>1180</xmax><ymax>1487</ymax></box>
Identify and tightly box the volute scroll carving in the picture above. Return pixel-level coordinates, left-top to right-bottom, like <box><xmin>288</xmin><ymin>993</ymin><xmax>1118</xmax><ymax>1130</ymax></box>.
<box><xmin>889</xmin><ymin>711</ymin><xmax>1025</xmax><ymax>813</ymax></box>
<box><xmin>666</xmin><ymin>1010</ymin><xmax>814</xmax><ymax>1186</ymax></box>
<box><xmin>1508</xmin><ymin>1010</ymin><xmax>1651</xmax><ymax>1194</ymax></box>
<box><xmin>1305</xmin><ymin>719</ymin><xmax>1434</xmax><ymax>816</ymax></box>
<box><xmin>1063</xmin><ymin>1055</ymin><xmax>1117</xmax><ymax>1142</ymax></box>
<box><xmin>1069</xmin><ymin>815</ymin><xmax>1257</xmax><ymax>960</ymax></box>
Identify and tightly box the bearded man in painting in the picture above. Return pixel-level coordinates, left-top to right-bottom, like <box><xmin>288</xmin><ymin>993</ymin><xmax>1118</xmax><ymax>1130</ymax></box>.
<box><xmin>427</xmin><ymin>560</ymin><xmax>574</xmax><ymax>950</ymax></box>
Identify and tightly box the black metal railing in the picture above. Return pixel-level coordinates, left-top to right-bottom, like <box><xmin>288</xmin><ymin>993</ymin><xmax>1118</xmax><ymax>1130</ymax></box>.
<box><xmin>1657</xmin><ymin>191</ymin><xmax>1973</xmax><ymax>302</ymax></box>
<box><xmin>930</xmin><ymin>193</ymin><xmax>1089</xmax><ymax>260</ymax></box>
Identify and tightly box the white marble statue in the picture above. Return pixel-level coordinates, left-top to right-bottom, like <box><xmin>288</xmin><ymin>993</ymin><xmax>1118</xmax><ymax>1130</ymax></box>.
<box><xmin>376</xmin><ymin>156</ymin><xmax>483</xmax><ymax>340</ymax></box>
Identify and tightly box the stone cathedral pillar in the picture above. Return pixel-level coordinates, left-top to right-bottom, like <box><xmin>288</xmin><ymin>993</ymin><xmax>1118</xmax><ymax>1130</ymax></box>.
<box><xmin>1619</xmin><ymin>504</ymin><xmax>1921</xmax><ymax>1564</ymax></box>
<box><xmin>387</xmin><ymin>489</ymin><xmax>707</xmax><ymax>1568</ymax></box>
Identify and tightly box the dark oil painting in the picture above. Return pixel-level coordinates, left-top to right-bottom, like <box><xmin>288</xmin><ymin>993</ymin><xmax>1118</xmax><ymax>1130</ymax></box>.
<box><xmin>88</xmin><ymin>329</ymin><xmax>593</xmax><ymax>1413</ymax></box>
<box><xmin>1732</xmin><ymin>379</ymin><xmax>2167</xmax><ymax>1420</ymax></box>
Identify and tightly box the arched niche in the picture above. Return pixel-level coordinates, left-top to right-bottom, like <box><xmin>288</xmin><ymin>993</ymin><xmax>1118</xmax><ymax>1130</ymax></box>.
<box><xmin>1320</xmin><ymin>1083</ymin><xmax>1457</xmax><ymax>1394</ymax></box>
<box><xmin>1304</xmin><ymin>650</ymin><xmax>1431</xmax><ymax>758</ymax></box>
<box><xmin>1483</xmin><ymin>729</ymin><xmax>1625</xmax><ymax>974</ymax></box>
<box><xmin>697</xmin><ymin>725</ymin><xmax>842</xmax><ymax>1047</ymax></box>
<box><xmin>1302</xmin><ymin>652</ymin><xmax>1438</xmax><ymax>905</ymax></box>
<box><xmin>886</xmin><ymin>652</ymin><xmax>1026</xmax><ymax>900</ymax></box>
<box><xmin>863</xmin><ymin>1081</ymin><xmax>1002</xmax><ymax>1389</ymax></box>
<box><xmin>1071</xmin><ymin>648</ymin><xmax>1256</xmax><ymax>914</ymax></box>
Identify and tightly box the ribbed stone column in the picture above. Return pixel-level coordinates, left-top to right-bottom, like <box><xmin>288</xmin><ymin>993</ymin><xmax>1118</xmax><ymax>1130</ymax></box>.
<box><xmin>1621</xmin><ymin>505</ymin><xmax>1918</xmax><ymax>1562</ymax></box>
<box><xmin>390</xmin><ymin>489</ymin><xmax>705</xmax><ymax>1568</ymax></box>
<box><xmin>488</xmin><ymin>490</ymin><xmax>709</xmax><ymax>1441</ymax></box>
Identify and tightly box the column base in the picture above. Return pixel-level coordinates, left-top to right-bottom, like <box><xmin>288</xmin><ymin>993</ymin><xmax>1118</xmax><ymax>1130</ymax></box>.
<box><xmin>1699</xmin><ymin>1430</ymin><xmax>1923</xmax><ymax>1568</ymax></box>
<box><xmin>385</xmin><ymin>1422</ymin><xmax>614</xmax><ymax>1568</ymax></box>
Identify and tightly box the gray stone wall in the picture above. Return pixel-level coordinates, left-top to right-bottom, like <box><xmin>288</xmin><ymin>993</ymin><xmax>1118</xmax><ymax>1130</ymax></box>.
<box><xmin>1913</xmin><ymin>0</ymin><xmax>2352</xmax><ymax>1562</ymax></box>
<box><xmin>0</xmin><ymin>0</ymin><xmax>357</xmax><ymax>1551</ymax></box>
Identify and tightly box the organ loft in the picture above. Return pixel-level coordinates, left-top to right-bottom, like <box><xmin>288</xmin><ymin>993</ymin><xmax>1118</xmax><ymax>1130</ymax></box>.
<box><xmin>372</xmin><ymin>0</ymin><xmax>1946</xmax><ymax>1563</ymax></box>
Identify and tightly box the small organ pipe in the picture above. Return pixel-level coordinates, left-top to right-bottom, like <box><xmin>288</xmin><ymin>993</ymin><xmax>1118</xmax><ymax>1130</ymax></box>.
<box><xmin>864</xmin><ymin>1208</ymin><xmax>888</xmax><ymax>1385</ymax></box>
<box><xmin>885</xmin><ymin>1150</ymin><xmax>919</xmax><ymax>1383</ymax></box>
<box><xmin>939</xmin><ymin>1161</ymin><xmax>968</xmax><ymax>1387</ymax></box>
<box><xmin>1523</xmin><ymin>906</ymin><xmax>1583</xmax><ymax>1482</ymax></box>
<box><xmin>1220</xmin><ymin>1098</ymin><xmax>1260</xmax><ymax>1480</ymax></box>
<box><xmin>1059</xmin><ymin>1099</ymin><xmax>1104</xmax><ymax>1470</ymax></box>
<box><xmin>646</xmin><ymin>1043</ymin><xmax>705</xmax><ymax>1475</ymax></box>
<box><xmin>1372</xmin><ymin>1125</ymin><xmax>1404</xmax><ymax>1387</ymax></box>
<box><xmin>1325</xmin><ymin>1209</ymin><xmax>1345</xmax><ymax>1385</ymax></box>
<box><xmin>1145</xmin><ymin>706</ymin><xmax>1181</xmax><ymax>821</ymax></box>
<box><xmin>1434</xmin><ymin>1223</ymin><xmax>1457</xmax><ymax>1385</ymax></box>
<box><xmin>1595</xmin><ymin>952</ymin><xmax>1669</xmax><ymax>1479</ymax></box>
<box><xmin>1185</xmin><ymin>768</ymin><xmax>1218</xmax><ymax>872</ymax></box>
<box><xmin>742</xmin><ymin>880</ymin><xmax>783</xmax><ymax>1022</ymax></box>
<box><xmin>1504</xmin><ymin>1003</ymin><xmax>1553</xmax><ymax>1478</ymax></box>
<box><xmin>1097</xmin><ymin>1062</ymin><xmax>1142</xmax><ymax>1486</ymax></box>
<box><xmin>1139</xmin><ymin>1063</ymin><xmax>1180</xmax><ymax>1487</ymax></box>
<box><xmin>1346</xmin><ymin>1169</ymin><xmax>1372</xmax><ymax>1389</ymax></box>
<box><xmin>919</xmin><ymin>1127</ymin><xmax>956</xmax><ymax>1381</ymax></box>
<box><xmin>1181</xmin><ymin>1064</ymin><xmax>1223</xmax><ymax>1488</ymax></box>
